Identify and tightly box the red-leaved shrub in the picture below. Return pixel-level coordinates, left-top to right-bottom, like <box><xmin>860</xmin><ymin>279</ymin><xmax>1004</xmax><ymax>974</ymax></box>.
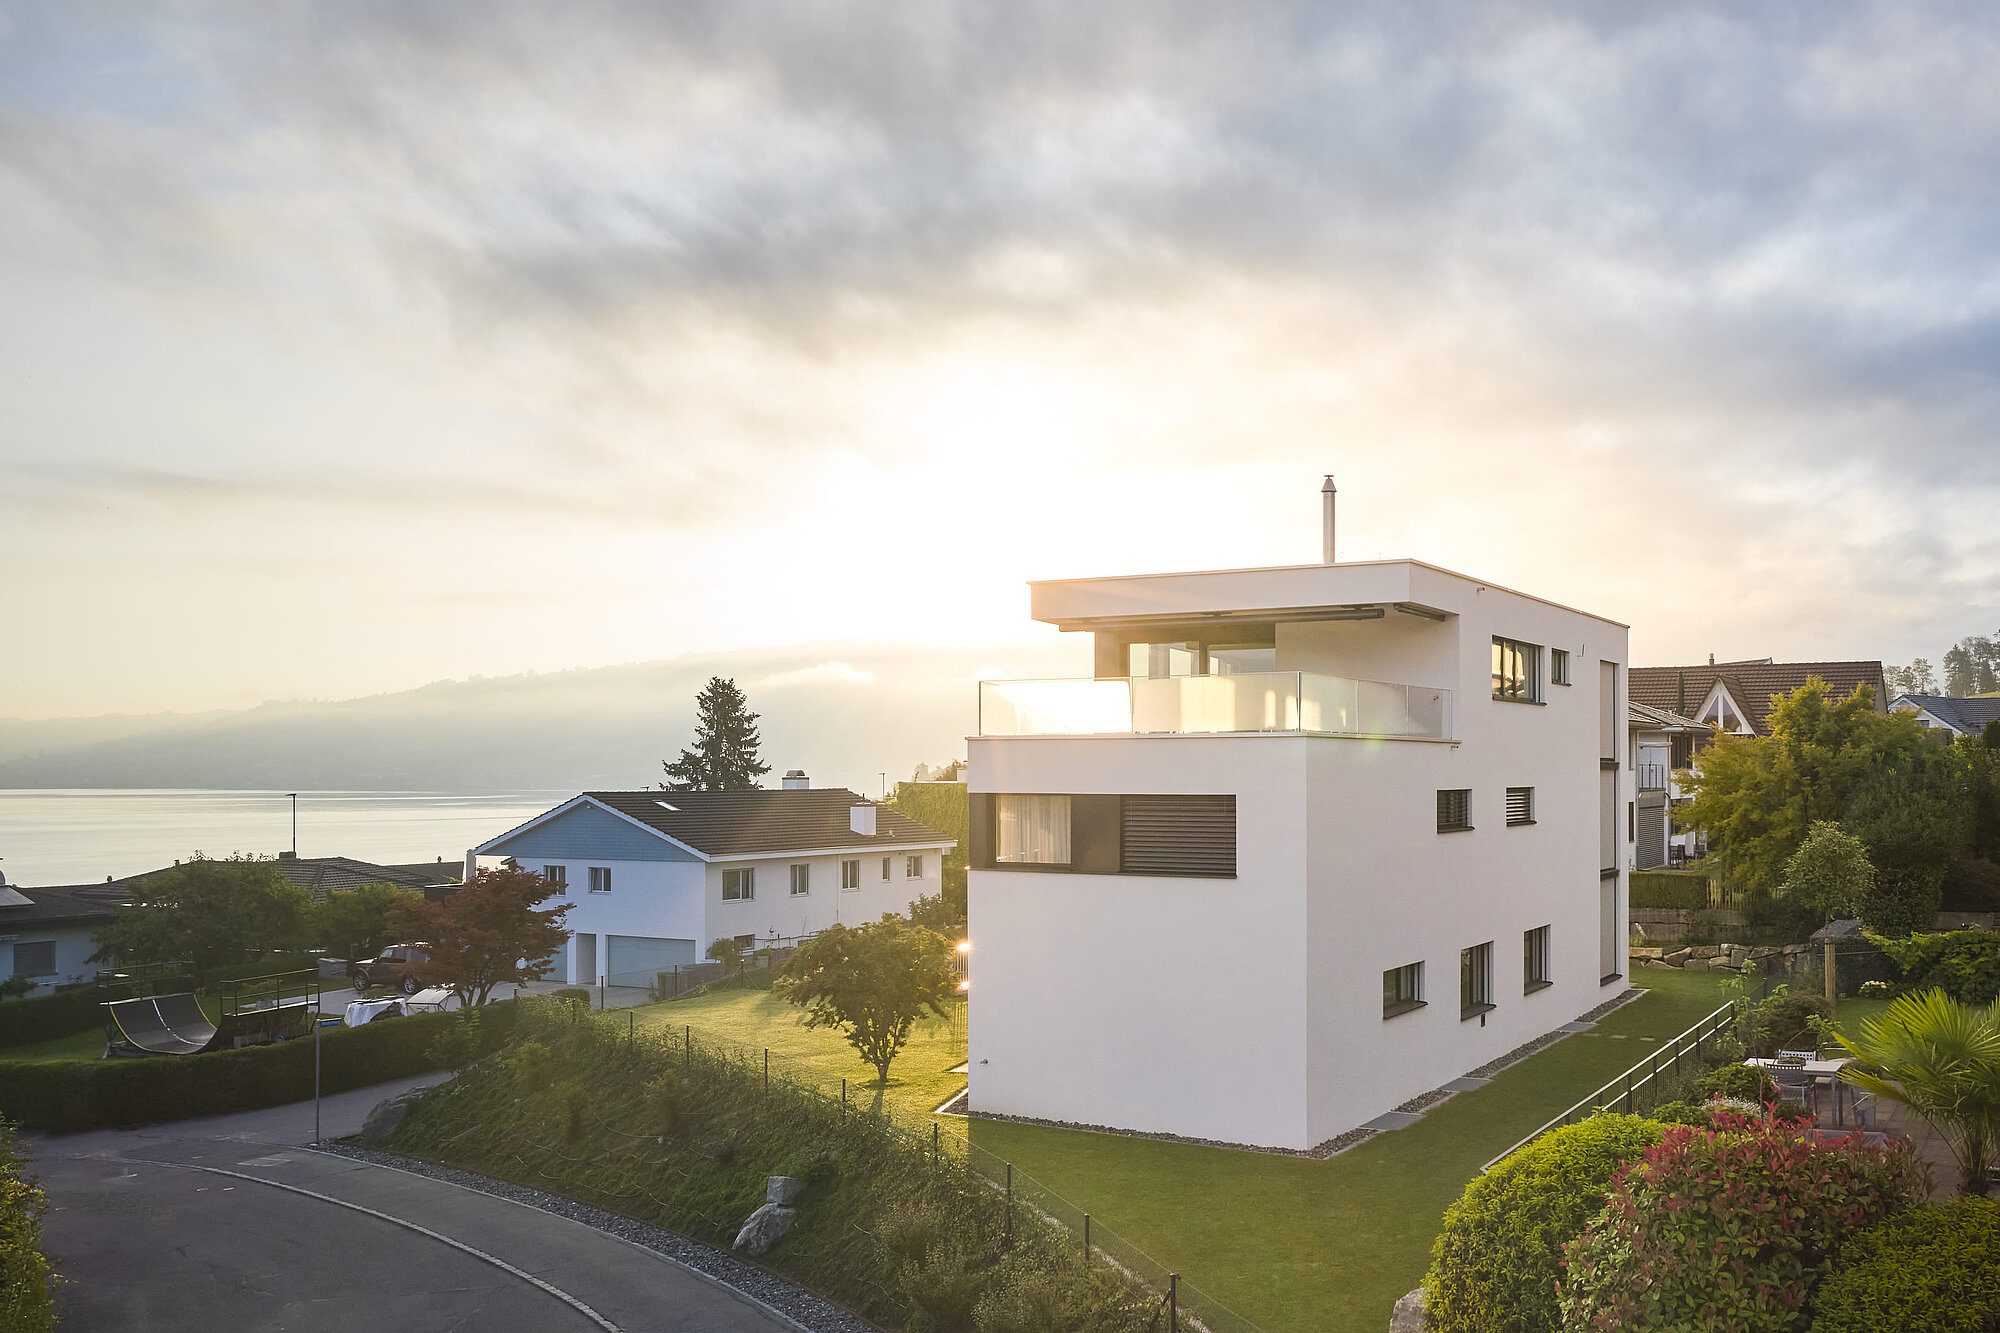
<box><xmin>1558</xmin><ymin>1109</ymin><xmax>1928</xmax><ymax>1332</ymax></box>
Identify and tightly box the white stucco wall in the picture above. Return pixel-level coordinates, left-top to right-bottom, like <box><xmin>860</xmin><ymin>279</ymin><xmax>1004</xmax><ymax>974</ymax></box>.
<box><xmin>0</xmin><ymin>924</ymin><xmax>104</xmax><ymax>997</ymax></box>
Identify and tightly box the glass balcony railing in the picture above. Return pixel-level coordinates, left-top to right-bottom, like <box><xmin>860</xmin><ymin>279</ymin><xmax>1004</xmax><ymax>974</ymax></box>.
<box><xmin>978</xmin><ymin>673</ymin><xmax>1454</xmax><ymax>740</ymax></box>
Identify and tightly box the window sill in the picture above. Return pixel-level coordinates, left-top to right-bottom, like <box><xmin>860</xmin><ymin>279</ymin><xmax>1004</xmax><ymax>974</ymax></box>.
<box><xmin>1491</xmin><ymin>696</ymin><xmax>1546</xmax><ymax>707</ymax></box>
<box><xmin>722</xmin><ymin>898</ymin><xmax>754</xmax><ymax>905</ymax></box>
<box><xmin>1600</xmin><ymin>757</ymin><xmax>1619</xmax><ymax>769</ymax></box>
<box><xmin>1523</xmin><ymin>979</ymin><xmax>1554</xmax><ymax>995</ymax></box>
<box><xmin>1437</xmin><ymin>825</ymin><xmax>1475</xmax><ymax>835</ymax></box>
<box><xmin>1506</xmin><ymin>819</ymin><xmax>1537</xmax><ymax>828</ymax></box>
<box><xmin>1600</xmin><ymin>972</ymin><xmax>1624</xmax><ymax>986</ymax></box>
<box><xmin>1382</xmin><ymin>999</ymin><xmax>1427</xmax><ymax>1020</ymax></box>
<box><xmin>1460</xmin><ymin>1002</ymin><xmax>1496</xmax><ymax>1021</ymax></box>
<box><xmin>1600</xmin><ymin>867</ymin><xmax>1618</xmax><ymax>880</ymax></box>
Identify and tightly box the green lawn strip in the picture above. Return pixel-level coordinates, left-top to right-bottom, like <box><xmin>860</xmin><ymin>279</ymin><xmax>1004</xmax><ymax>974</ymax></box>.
<box><xmin>966</xmin><ymin>975</ymin><xmax>1734</xmax><ymax>1333</ymax></box>
<box><xmin>630</xmin><ymin>988</ymin><xmax>967</xmax><ymax>1124</ymax></box>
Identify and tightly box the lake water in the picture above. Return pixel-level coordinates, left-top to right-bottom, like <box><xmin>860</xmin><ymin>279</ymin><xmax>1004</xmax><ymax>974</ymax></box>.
<box><xmin>0</xmin><ymin>789</ymin><xmax>571</xmax><ymax>887</ymax></box>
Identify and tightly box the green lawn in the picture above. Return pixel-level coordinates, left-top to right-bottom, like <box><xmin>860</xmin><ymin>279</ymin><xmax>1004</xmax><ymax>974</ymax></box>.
<box><xmin>631</xmin><ymin>986</ymin><xmax>969</xmax><ymax>1124</ymax></box>
<box><xmin>964</xmin><ymin>971</ymin><xmax>1734</xmax><ymax>1333</ymax></box>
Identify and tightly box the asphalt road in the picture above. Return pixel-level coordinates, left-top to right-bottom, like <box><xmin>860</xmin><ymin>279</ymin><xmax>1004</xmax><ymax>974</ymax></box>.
<box><xmin>27</xmin><ymin>1077</ymin><xmax>799</xmax><ymax>1333</ymax></box>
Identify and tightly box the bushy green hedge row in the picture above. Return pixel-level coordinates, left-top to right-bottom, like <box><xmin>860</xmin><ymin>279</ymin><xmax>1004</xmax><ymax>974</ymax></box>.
<box><xmin>1813</xmin><ymin>1199</ymin><xmax>2000</xmax><ymax>1333</ymax></box>
<box><xmin>1876</xmin><ymin>931</ymin><xmax>2000</xmax><ymax>1005</ymax></box>
<box><xmin>1630</xmin><ymin>872</ymin><xmax>1714</xmax><ymax>910</ymax></box>
<box><xmin>0</xmin><ymin>1003</ymin><xmax>517</xmax><ymax>1133</ymax></box>
<box><xmin>0</xmin><ymin>1119</ymin><xmax>53</xmax><ymax>1333</ymax></box>
<box><xmin>0</xmin><ymin>986</ymin><xmax>131</xmax><ymax>1051</ymax></box>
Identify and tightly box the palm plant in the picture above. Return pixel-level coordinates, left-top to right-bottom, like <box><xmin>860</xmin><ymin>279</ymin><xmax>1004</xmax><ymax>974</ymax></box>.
<box><xmin>1833</xmin><ymin>988</ymin><xmax>2000</xmax><ymax>1196</ymax></box>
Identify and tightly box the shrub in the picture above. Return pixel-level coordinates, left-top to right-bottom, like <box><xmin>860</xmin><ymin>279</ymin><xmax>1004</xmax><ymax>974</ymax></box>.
<box><xmin>1559</xmin><ymin>1110</ymin><xmax>1928</xmax><ymax>1332</ymax></box>
<box><xmin>1630</xmin><ymin>873</ymin><xmax>1712</xmax><ymax>910</ymax></box>
<box><xmin>425</xmin><ymin>1009</ymin><xmax>484</xmax><ymax>1072</ymax></box>
<box><xmin>1425</xmin><ymin>1115</ymin><xmax>1663</xmax><ymax>1333</ymax></box>
<box><xmin>553</xmin><ymin>988</ymin><xmax>592</xmax><ymax>1007</ymax></box>
<box><xmin>1747</xmin><ymin>991</ymin><xmax>1835</xmax><ymax>1056</ymax></box>
<box><xmin>1876</xmin><ymin>931</ymin><xmax>2000</xmax><ymax>1006</ymax></box>
<box><xmin>1812</xmin><ymin>1199</ymin><xmax>2000</xmax><ymax>1333</ymax></box>
<box><xmin>0</xmin><ymin>1118</ymin><xmax>54</xmax><ymax>1333</ymax></box>
<box><xmin>1648</xmin><ymin>1095</ymin><xmax>1813</xmax><ymax>1130</ymax></box>
<box><xmin>647</xmin><ymin>1070</ymin><xmax>686</xmax><ymax>1135</ymax></box>
<box><xmin>0</xmin><ymin>985</ymin><xmax>133</xmax><ymax>1051</ymax></box>
<box><xmin>560</xmin><ymin>1082</ymin><xmax>588</xmax><ymax>1141</ymax></box>
<box><xmin>0</xmin><ymin>1001</ymin><xmax>517</xmax><ymax>1132</ymax></box>
<box><xmin>1691</xmin><ymin>1062</ymin><xmax>1778</xmax><ymax>1102</ymax></box>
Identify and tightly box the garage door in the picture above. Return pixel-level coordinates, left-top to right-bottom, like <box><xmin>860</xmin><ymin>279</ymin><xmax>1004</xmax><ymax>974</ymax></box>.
<box><xmin>606</xmin><ymin>935</ymin><xmax>697</xmax><ymax>987</ymax></box>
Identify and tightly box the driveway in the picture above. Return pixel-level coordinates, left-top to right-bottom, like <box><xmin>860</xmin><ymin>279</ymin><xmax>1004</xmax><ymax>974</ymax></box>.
<box><xmin>26</xmin><ymin>1078</ymin><xmax>800</xmax><ymax>1332</ymax></box>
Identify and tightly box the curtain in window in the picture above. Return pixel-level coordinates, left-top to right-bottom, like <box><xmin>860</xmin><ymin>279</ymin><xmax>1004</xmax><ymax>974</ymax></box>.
<box><xmin>995</xmin><ymin>794</ymin><xmax>1071</xmax><ymax>865</ymax></box>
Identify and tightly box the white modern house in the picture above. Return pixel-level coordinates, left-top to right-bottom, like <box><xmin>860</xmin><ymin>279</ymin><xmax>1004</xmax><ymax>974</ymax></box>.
<box><xmin>966</xmin><ymin>501</ymin><xmax>1632</xmax><ymax>1152</ymax></box>
<box><xmin>468</xmin><ymin>780</ymin><xmax>957</xmax><ymax>987</ymax></box>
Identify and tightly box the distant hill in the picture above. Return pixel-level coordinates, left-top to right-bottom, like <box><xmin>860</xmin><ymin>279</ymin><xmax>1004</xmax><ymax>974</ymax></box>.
<box><xmin>0</xmin><ymin>639</ymin><xmax>1081</xmax><ymax>794</ymax></box>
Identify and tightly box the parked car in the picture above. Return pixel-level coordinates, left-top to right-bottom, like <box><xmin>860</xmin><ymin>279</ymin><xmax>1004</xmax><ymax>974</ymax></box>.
<box><xmin>352</xmin><ymin>943</ymin><xmax>433</xmax><ymax>995</ymax></box>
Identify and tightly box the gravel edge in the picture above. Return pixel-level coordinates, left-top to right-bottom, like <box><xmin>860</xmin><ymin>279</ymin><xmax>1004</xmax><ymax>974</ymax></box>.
<box><xmin>315</xmin><ymin>1140</ymin><xmax>879</xmax><ymax>1333</ymax></box>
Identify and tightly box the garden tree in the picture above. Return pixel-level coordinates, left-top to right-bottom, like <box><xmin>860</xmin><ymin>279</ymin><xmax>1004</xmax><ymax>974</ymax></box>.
<box><xmin>0</xmin><ymin>976</ymin><xmax>33</xmax><ymax>1000</ymax></box>
<box><xmin>705</xmin><ymin>936</ymin><xmax>744</xmax><ymax>975</ymax></box>
<box><xmin>310</xmin><ymin>882</ymin><xmax>421</xmax><ymax>961</ymax></box>
<box><xmin>1884</xmin><ymin>658</ymin><xmax>1939</xmax><ymax>696</ymax></box>
<box><xmin>1778</xmin><ymin>822</ymin><xmax>1874</xmax><ymax>924</ymax></box>
<box><xmin>387</xmin><ymin>866</ymin><xmax>570</xmax><ymax>1005</ymax></box>
<box><xmin>1834</xmin><ymin>989</ymin><xmax>2000</xmax><ymax>1196</ymax></box>
<box><xmin>661</xmin><ymin>677</ymin><xmax>770</xmax><ymax>791</ymax></box>
<box><xmin>1943</xmin><ymin>638</ymin><xmax>2000</xmax><ymax>697</ymax></box>
<box><xmin>1845</xmin><ymin>742</ymin><xmax>1975</xmax><ymax>935</ymax></box>
<box><xmin>90</xmin><ymin>854</ymin><xmax>310</xmax><ymax>971</ymax></box>
<box><xmin>777</xmin><ymin>914</ymin><xmax>958</xmax><ymax>1082</ymax></box>
<box><xmin>890</xmin><ymin>778</ymin><xmax>967</xmax><ymax>927</ymax></box>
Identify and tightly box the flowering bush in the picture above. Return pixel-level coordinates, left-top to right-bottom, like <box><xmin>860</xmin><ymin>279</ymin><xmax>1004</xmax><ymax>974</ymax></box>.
<box><xmin>1557</xmin><ymin>1109</ymin><xmax>1927</xmax><ymax>1332</ymax></box>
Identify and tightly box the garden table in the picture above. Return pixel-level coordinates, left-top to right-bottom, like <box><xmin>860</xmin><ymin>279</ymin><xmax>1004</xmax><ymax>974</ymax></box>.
<box><xmin>1744</xmin><ymin>1057</ymin><xmax>1855</xmax><ymax>1126</ymax></box>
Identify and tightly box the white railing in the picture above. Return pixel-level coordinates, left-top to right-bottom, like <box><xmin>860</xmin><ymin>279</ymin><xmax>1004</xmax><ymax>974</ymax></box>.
<box><xmin>978</xmin><ymin>673</ymin><xmax>1454</xmax><ymax>740</ymax></box>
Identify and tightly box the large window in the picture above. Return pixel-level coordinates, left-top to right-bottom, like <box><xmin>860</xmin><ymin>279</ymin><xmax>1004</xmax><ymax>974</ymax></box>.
<box><xmin>1461</xmin><ymin>941</ymin><xmax>1494</xmax><ymax>1018</ymax></box>
<box><xmin>10</xmin><ymin>940</ymin><xmax>55</xmax><ymax>979</ymax></box>
<box><xmin>722</xmin><ymin>867</ymin><xmax>755</xmax><ymax>901</ymax></box>
<box><xmin>587</xmin><ymin>867</ymin><xmax>611</xmax><ymax>893</ymax></box>
<box><xmin>841</xmin><ymin>859</ymin><xmax>861</xmax><ymax>890</ymax></box>
<box><xmin>1120</xmin><ymin>795</ymin><xmax>1236</xmax><ymax>876</ymax></box>
<box><xmin>791</xmin><ymin>864</ymin><xmax>812</xmax><ymax>896</ymax></box>
<box><xmin>995</xmin><ymin>794</ymin><xmax>1072</xmax><ymax>865</ymax></box>
<box><xmin>1505</xmin><ymin>787</ymin><xmax>1535</xmax><ymax>826</ymax></box>
<box><xmin>544</xmin><ymin>864</ymin><xmax>568</xmax><ymax>894</ymax></box>
<box><xmin>1524</xmin><ymin>926</ymin><xmax>1552</xmax><ymax>992</ymax></box>
<box><xmin>1437</xmin><ymin>789</ymin><xmax>1472</xmax><ymax>832</ymax></box>
<box><xmin>1492</xmin><ymin>637</ymin><xmax>1542</xmax><ymax>702</ymax></box>
<box><xmin>1383</xmin><ymin>961</ymin><xmax>1425</xmax><ymax>1018</ymax></box>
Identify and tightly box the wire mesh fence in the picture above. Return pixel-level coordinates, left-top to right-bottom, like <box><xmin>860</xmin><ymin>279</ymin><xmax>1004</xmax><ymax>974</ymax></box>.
<box><xmin>548</xmin><ymin>1000</ymin><xmax>1269</xmax><ymax>1333</ymax></box>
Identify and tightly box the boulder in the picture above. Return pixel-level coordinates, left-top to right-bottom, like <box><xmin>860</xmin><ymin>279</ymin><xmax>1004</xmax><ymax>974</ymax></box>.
<box><xmin>360</xmin><ymin>1087</ymin><xmax>425</xmax><ymax>1140</ymax></box>
<box><xmin>1390</xmin><ymin>1287</ymin><xmax>1427</xmax><ymax>1332</ymax></box>
<box><xmin>1683</xmin><ymin>957</ymin><xmax>1710</xmax><ymax>971</ymax></box>
<box><xmin>733</xmin><ymin>1202</ymin><xmax>797</xmax><ymax>1257</ymax></box>
<box><xmin>767</xmin><ymin>1175</ymin><xmax>807</xmax><ymax>1206</ymax></box>
<box><xmin>1664</xmin><ymin>948</ymin><xmax>1692</xmax><ymax>966</ymax></box>
<box><xmin>1629</xmin><ymin>946</ymin><xmax>1665</xmax><ymax>959</ymax></box>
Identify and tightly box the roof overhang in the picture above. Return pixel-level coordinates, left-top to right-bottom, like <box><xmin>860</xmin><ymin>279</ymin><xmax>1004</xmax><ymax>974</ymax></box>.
<box><xmin>473</xmin><ymin>795</ymin><xmax>711</xmax><ymax>861</ymax></box>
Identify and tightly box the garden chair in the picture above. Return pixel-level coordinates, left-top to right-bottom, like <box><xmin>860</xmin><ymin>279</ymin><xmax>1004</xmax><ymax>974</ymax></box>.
<box><xmin>1847</xmin><ymin>1090</ymin><xmax>1876</xmax><ymax>1130</ymax></box>
<box><xmin>1777</xmin><ymin>1048</ymin><xmax>1818</xmax><ymax>1061</ymax></box>
<box><xmin>1771</xmin><ymin>1064</ymin><xmax>1816</xmax><ymax>1117</ymax></box>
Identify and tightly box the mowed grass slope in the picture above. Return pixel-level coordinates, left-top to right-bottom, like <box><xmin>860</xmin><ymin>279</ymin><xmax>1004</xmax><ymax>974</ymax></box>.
<box><xmin>965</xmin><ymin>971</ymin><xmax>1734</xmax><ymax>1333</ymax></box>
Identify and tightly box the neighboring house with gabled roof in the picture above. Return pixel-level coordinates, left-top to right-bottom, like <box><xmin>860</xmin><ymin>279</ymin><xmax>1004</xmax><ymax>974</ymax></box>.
<box><xmin>1890</xmin><ymin>694</ymin><xmax>2000</xmax><ymax>739</ymax></box>
<box><xmin>0</xmin><ymin>881</ymin><xmax>128</xmax><ymax>997</ymax></box>
<box><xmin>467</xmin><ymin>779</ymin><xmax>957</xmax><ymax>987</ymax></box>
<box><xmin>269</xmin><ymin>854</ymin><xmax>462</xmax><ymax>901</ymax></box>
<box><xmin>1629</xmin><ymin>658</ymin><xmax>1886</xmax><ymax>738</ymax></box>
<box><xmin>1628</xmin><ymin>701</ymin><xmax>1713</xmax><ymax>870</ymax></box>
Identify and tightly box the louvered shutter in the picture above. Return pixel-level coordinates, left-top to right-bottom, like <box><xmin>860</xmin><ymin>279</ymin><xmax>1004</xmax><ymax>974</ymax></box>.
<box><xmin>1119</xmin><ymin>795</ymin><xmax>1235</xmax><ymax>876</ymax></box>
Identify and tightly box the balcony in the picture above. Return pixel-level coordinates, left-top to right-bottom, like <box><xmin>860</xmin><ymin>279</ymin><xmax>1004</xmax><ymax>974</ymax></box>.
<box><xmin>978</xmin><ymin>673</ymin><xmax>1454</xmax><ymax>740</ymax></box>
<box><xmin>1637</xmin><ymin>763</ymin><xmax>1668</xmax><ymax>792</ymax></box>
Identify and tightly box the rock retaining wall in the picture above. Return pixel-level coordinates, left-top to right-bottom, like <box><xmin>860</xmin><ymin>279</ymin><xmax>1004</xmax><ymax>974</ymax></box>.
<box><xmin>1631</xmin><ymin>941</ymin><xmax>1817</xmax><ymax>973</ymax></box>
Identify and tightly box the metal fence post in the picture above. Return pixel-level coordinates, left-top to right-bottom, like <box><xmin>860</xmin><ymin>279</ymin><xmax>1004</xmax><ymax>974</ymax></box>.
<box><xmin>1169</xmin><ymin>1273</ymin><xmax>1179</xmax><ymax>1333</ymax></box>
<box><xmin>1624</xmin><ymin>1070</ymin><xmax>1633</xmax><ymax>1112</ymax></box>
<box><xmin>764</xmin><ymin>1048</ymin><xmax>769</xmax><ymax>1095</ymax></box>
<box><xmin>685</xmin><ymin>1024</ymin><xmax>690</xmax><ymax>1071</ymax></box>
<box><xmin>1083</xmin><ymin>1213</ymin><xmax>1090</xmax><ymax>1254</ymax></box>
<box><xmin>932</xmin><ymin>1121</ymin><xmax>939</xmax><ymax>1158</ymax></box>
<box><xmin>1004</xmin><ymin>1163</ymin><xmax>1013</xmax><ymax>1247</ymax></box>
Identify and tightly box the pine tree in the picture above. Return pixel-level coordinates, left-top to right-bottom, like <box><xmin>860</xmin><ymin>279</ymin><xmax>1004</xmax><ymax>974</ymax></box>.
<box><xmin>662</xmin><ymin>677</ymin><xmax>771</xmax><ymax>791</ymax></box>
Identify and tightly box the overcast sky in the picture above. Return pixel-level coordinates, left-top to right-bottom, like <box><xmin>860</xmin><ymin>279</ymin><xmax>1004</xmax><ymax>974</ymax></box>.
<box><xmin>4</xmin><ymin>1</ymin><xmax>1998</xmax><ymax>720</ymax></box>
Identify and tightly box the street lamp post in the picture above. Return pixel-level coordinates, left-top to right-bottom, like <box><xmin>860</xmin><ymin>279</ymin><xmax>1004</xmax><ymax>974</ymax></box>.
<box><xmin>288</xmin><ymin>793</ymin><xmax>298</xmax><ymax>856</ymax></box>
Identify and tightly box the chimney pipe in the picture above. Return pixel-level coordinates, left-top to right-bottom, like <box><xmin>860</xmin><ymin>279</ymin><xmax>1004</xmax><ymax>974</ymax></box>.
<box><xmin>1321</xmin><ymin>475</ymin><xmax>1337</xmax><ymax>564</ymax></box>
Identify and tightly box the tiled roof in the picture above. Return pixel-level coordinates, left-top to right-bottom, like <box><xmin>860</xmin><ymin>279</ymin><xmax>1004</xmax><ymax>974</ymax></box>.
<box><xmin>1630</xmin><ymin>660</ymin><xmax>1885</xmax><ymax>737</ymax></box>
<box><xmin>1894</xmin><ymin>695</ymin><xmax>2000</xmax><ymax>736</ymax></box>
<box><xmin>270</xmin><ymin>856</ymin><xmax>459</xmax><ymax>900</ymax></box>
<box><xmin>580</xmin><ymin>789</ymin><xmax>955</xmax><ymax>859</ymax></box>
<box><xmin>0</xmin><ymin>881</ymin><xmax>130</xmax><ymax>928</ymax></box>
<box><xmin>1628</xmin><ymin>701</ymin><xmax>1712</xmax><ymax>732</ymax></box>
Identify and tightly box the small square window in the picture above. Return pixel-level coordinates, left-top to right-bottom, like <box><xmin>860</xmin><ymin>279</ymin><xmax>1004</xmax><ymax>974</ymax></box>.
<box><xmin>1524</xmin><ymin>925</ymin><xmax>1552</xmax><ymax>992</ymax></box>
<box><xmin>1506</xmin><ymin>787</ymin><xmax>1535</xmax><ymax>826</ymax></box>
<box><xmin>841</xmin><ymin>859</ymin><xmax>861</xmax><ymax>890</ymax></box>
<box><xmin>723</xmin><ymin>867</ymin><xmax>755</xmax><ymax>901</ymax></box>
<box><xmin>1492</xmin><ymin>636</ymin><xmax>1542</xmax><ymax>702</ymax></box>
<box><xmin>544</xmin><ymin>864</ymin><xmax>568</xmax><ymax>894</ymax></box>
<box><xmin>791</xmin><ymin>864</ymin><xmax>812</xmax><ymax>896</ymax></box>
<box><xmin>1461</xmin><ymin>941</ymin><xmax>1495</xmax><ymax>1018</ymax></box>
<box><xmin>1383</xmin><ymin>962</ymin><xmax>1425</xmax><ymax>1018</ymax></box>
<box><xmin>906</xmin><ymin>855</ymin><xmax>923</xmax><ymax>878</ymax></box>
<box><xmin>1437</xmin><ymin>789</ymin><xmax>1472</xmax><ymax>832</ymax></box>
<box><xmin>587</xmin><ymin>867</ymin><xmax>611</xmax><ymax>893</ymax></box>
<box><xmin>1551</xmin><ymin>649</ymin><xmax>1571</xmax><ymax>686</ymax></box>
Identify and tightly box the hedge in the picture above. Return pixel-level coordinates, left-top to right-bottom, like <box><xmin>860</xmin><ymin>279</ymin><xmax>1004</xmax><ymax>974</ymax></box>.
<box><xmin>0</xmin><ymin>1002</ymin><xmax>517</xmax><ymax>1133</ymax></box>
<box><xmin>1424</xmin><ymin>1114</ymin><xmax>1663</xmax><ymax>1333</ymax></box>
<box><xmin>0</xmin><ymin>986</ymin><xmax>132</xmax><ymax>1051</ymax></box>
<box><xmin>1875</xmin><ymin>931</ymin><xmax>2000</xmax><ymax>1006</ymax></box>
<box><xmin>0</xmin><ymin>1119</ymin><xmax>53</xmax><ymax>1333</ymax></box>
<box><xmin>1630</xmin><ymin>872</ymin><xmax>1712</xmax><ymax>910</ymax></box>
<box><xmin>1812</xmin><ymin>1199</ymin><xmax>2000</xmax><ymax>1333</ymax></box>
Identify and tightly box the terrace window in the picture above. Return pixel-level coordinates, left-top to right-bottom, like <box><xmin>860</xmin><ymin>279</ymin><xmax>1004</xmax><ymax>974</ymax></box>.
<box><xmin>1492</xmin><ymin>637</ymin><xmax>1542</xmax><ymax>703</ymax></box>
<box><xmin>995</xmin><ymin>794</ymin><xmax>1071</xmax><ymax>866</ymax></box>
<box><xmin>1461</xmin><ymin>941</ymin><xmax>1495</xmax><ymax>1019</ymax></box>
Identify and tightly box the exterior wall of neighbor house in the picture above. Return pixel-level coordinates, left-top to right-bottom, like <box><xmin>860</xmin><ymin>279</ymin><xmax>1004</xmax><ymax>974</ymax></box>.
<box><xmin>699</xmin><ymin>847</ymin><xmax>947</xmax><ymax>954</ymax></box>
<box><xmin>969</xmin><ymin>559</ymin><xmax>1628</xmax><ymax>1151</ymax></box>
<box><xmin>0</xmin><ymin>923</ymin><xmax>104</xmax><ymax>997</ymax></box>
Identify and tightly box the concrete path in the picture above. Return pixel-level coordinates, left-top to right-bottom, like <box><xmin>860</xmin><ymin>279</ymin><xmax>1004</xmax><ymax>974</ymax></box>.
<box><xmin>25</xmin><ymin>1080</ymin><xmax>799</xmax><ymax>1333</ymax></box>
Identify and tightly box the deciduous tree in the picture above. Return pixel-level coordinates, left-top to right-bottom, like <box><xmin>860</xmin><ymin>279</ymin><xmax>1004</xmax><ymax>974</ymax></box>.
<box><xmin>778</xmin><ymin>915</ymin><xmax>957</xmax><ymax>1082</ymax></box>
<box><xmin>662</xmin><ymin>677</ymin><xmax>771</xmax><ymax>791</ymax></box>
<box><xmin>310</xmin><ymin>881</ymin><xmax>421</xmax><ymax>962</ymax></box>
<box><xmin>90</xmin><ymin>854</ymin><xmax>311</xmax><ymax>971</ymax></box>
<box><xmin>1780</xmin><ymin>822</ymin><xmax>1873</xmax><ymax>924</ymax></box>
<box><xmin>388</xmin><ymin>867</ymin><xmax>571</xmax><ymax>1005</ymax></box>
